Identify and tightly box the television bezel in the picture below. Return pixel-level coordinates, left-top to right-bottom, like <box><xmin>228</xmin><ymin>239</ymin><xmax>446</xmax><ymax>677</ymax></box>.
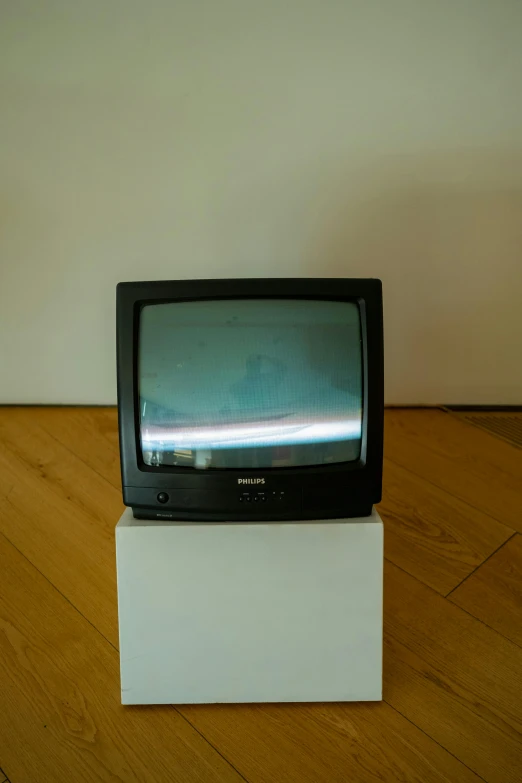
<box><xmin>117</xmin><ymin>278</ymin><xmax>383</xmax><ymax>518</ymax></box>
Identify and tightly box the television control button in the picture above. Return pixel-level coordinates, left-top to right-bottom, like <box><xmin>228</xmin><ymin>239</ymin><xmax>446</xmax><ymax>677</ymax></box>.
<box><xmin>157</xmin><ymin>492</ymin><xmax>169</xmax><ymax>504</ymax></box>
<box><xmin>245</xmin><ymin>495</ymin><xmax>252</xmax><ymax>502</ymax></box>
<box><xmin>260</xmin><ymin>495</ymin><xmax>267</xmax><ymax>502</ymax></box>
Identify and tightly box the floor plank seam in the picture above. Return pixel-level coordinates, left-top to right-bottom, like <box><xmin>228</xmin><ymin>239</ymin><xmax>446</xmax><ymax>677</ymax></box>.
<box><xmin>382</xmin><ymin>454</ymin><xmax>519</xmax><ymax>535</ymax></box>
<box><xmin>177</xmin><ymin>714</ymin><xmax>251</xmax><ymax>783</ymax></box>
<box><xmin>384</xmin><ymin>556</ymin><xmax>522</xmax><ymax>651</ymax></box>
<box><xmin>445</xmin><ymin>597</ymin><xmax>522</xmax><ymax>652</ymax></box>
<box><xmin>0</xmin><ymin>527</ymin><xmax>120</xmax><ymax>653</ymax></box>
<box><xmin>381</xmin><ymin>699</ymin><xmax>490</xmax><ymax>783</ymax></box>
<box><xmin>445</xmin><ymin>532</ymin><xmax>518</xmax><ymax>599</ymax></box>
<box><xmin>36</xmin><ymin>419</ymin><xmax>121</xmax><ymax>493</ymax></box>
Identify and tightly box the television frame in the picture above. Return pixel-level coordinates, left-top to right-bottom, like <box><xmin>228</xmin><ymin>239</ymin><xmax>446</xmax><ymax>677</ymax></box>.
<box><xmin>117</xmin><ymin>278</ymin><xmax>383</xmax><ymax>521</ymax></box>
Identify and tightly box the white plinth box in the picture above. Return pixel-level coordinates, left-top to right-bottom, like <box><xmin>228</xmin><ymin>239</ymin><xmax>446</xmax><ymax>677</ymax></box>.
<box><xmin>116</xmin><ymin>509</ymin><xmax>383</xmax><ymax>705</ymax></box>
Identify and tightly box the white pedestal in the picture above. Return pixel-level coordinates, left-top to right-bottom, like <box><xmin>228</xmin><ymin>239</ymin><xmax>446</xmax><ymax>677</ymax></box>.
<box><xmin>116</xmin><ymin>509</ymin><xmax>383</xmax><ymax>705</ymax></box>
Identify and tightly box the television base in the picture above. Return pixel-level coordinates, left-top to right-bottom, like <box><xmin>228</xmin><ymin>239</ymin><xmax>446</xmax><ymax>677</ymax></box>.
<box><xmin>116</xmin><ymin>509</ymin><xmax>383</xmax><ymax>705</ymax></box>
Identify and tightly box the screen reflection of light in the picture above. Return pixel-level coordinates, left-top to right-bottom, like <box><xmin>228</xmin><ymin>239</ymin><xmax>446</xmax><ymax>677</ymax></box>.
<box><xmin>141</xmin><ymin>416</ymin><xmax>362</xmax><ymax>450</ymax></box>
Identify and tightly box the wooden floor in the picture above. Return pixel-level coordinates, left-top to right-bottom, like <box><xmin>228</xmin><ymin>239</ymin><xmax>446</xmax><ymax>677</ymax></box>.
<box><xmin>0</xmin><ymin>408</ymin><xmax>521</xmax><ymax>783</ymax></box>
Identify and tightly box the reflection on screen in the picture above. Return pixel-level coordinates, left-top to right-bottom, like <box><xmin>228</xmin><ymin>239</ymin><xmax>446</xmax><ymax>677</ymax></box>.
<box><xmin>138</xmin><ymin>299</ymin><xmax>362</xmax><ymax>469</ymax></box>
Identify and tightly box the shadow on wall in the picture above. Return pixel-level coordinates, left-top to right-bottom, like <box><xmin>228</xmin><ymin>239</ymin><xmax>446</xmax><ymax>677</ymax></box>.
<box><xmin>307</xmin><ymin>148</ymin><xmax>522</xmax><ymax>403</ymax></box>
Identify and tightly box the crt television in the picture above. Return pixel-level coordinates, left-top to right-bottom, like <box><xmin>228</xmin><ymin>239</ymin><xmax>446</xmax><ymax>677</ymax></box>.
<box><xmin>117</xmin><ymin>278</ymin><xmax>383</xmax><ymax>521</ymax></box>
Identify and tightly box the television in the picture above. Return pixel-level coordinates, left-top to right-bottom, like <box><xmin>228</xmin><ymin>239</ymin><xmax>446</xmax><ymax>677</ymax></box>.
<box><xmin>117</xmin><ymin>278</ymin><xmax>383</xmax><ymax>521</ymax></box>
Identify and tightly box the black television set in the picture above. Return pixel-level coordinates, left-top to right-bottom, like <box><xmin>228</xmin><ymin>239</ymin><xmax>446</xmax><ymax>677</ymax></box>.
<box><xmin>116</xmin><ymin>278</ymin><xmax>383</xmax><ymax>521</ymax></box>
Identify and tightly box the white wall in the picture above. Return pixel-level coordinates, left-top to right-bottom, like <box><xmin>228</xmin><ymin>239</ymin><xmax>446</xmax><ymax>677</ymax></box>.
<box><xmin>1</xmin><ymin>0</ymin><xmax>522</xmax><ymax>405</ymax></box>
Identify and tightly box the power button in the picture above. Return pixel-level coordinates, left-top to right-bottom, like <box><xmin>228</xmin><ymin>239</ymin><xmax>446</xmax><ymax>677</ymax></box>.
<box><xmin>157</xmin><ymin>492</ymin><xmax>169</xmax><ymax>504</ymax></box>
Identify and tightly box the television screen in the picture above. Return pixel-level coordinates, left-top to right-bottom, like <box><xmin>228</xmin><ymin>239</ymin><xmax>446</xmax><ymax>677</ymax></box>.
<box><xmin>138</xmin><ymin>299</ymin><xmax>363</xmax><ymax>470</ymax></box>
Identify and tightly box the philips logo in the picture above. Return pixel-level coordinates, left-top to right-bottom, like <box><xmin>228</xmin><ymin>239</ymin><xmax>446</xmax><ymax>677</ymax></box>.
<box><xmin>238</xmin><ymin>478</ymin><xmax>265</xmax><ymax>485</ymax></box>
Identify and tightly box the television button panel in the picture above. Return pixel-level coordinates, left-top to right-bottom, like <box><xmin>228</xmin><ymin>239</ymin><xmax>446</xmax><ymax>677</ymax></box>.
<box><xmin>239</xmin><ymin>491</ymin><xmax>284</xmax><ymax>504</ymax></box>
<box><xmin>127</xmin><ymin>483</ymin><xmax>300</xmax><ymax>517</ymax></box>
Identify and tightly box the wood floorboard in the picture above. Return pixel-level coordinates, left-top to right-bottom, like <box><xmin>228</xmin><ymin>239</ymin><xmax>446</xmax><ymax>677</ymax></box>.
<box><xmin>180</xmin><ymin>700</ymin><xmax>482</xmax><ymax>783</ymax></box>
<box><xmin>385</xmin><ymin>408</ymin><xmax>522</xmax><ymax>532</ymax></box>
<box><xmin>383</xmin><ymin>560</ymin><xmax>522</xmax><ymax>783</ymax></box>
<box><xmin>379</xmin><ymin>458</ymin><xmax>514</xmax><ymax>595</ymax></box>
<box><xmin>35</xmin><ymin>406</ymin><xmax>121</xmax><ymax>489</ymax></box>
<box><xmin>0</xmin><ymin>417</ymin><xmax>122</xmax><ymax>644</ymax></box>
<box><xmin>1</xmin><ymin>407</ymin><xmax>522</xmax><ymax>782</ymax></box>
<box><xmin>450</xmin><ymin>533</ymin><xmax>522</xmax><ymax>647</ymax></box>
